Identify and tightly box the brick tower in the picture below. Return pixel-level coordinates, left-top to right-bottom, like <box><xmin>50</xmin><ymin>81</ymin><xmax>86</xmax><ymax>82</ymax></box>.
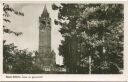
<box><xmin>38</xmin><ymin>5</ymin><xmax>55</xmax><ymax>72</ymax></box>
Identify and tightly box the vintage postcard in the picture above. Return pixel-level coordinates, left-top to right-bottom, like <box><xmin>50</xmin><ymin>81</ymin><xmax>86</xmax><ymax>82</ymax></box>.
<box><xmin>0</xmin><ymin>0</ymin><xmax>128</xmax><ymax>81</ymax></box>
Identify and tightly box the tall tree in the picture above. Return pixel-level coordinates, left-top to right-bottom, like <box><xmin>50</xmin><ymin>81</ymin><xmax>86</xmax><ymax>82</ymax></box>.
<box><xmin>3</xmin><ymin>3</ymin><xmax>41</xmax><ymax>74</ymax></box>
<box><xmin>52</xmin><ymin>3</ymin><xmax>123</xmax><ymax>74</ymax></box>
<box><xmin>3</xmin><ymin>3</ymin><xmax>24</xmax><ymax>73</ymax></box>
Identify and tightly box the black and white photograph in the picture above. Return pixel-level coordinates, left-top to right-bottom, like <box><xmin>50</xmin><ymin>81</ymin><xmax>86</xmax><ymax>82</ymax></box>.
<box><xmin>3</xmin><ymin>2</ymin><xmax>124</xmax><ymax>74</ymax></box>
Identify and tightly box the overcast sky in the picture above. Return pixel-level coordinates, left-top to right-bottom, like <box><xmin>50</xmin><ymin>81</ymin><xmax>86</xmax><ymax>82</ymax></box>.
<box><xmin>4</xmin><ymin>3</ymin><xmax>63</xmax><ymax>65</ymax></box>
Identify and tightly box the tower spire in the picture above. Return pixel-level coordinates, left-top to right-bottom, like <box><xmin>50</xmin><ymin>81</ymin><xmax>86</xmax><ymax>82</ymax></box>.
<box><xmin>41</xmin><ymin>4</ymin><xmax>49</xmax><ymax>17</ymax></box>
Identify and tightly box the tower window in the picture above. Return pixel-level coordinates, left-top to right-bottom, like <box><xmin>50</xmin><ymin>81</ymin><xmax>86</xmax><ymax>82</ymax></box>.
<box><xmin>41</xmin><ymin>21</ymin><xmax>46</xmax><ymax>25</ymax></box>
<box><xmin>47</xmin><ymin>21</ymin><xmax>50</xmax><ymax>24</ymax></box>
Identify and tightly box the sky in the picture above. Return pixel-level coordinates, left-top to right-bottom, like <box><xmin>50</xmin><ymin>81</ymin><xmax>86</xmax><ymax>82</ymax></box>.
<box><xmin>4</xmin><ymin>3</ymin><xmax>63</xmax><ymax>65</ymax></box>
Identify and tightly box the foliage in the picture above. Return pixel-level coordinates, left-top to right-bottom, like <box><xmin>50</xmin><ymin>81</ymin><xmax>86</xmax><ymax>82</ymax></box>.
<box><xmin>3</xmin><ymin>3</ymin><xmax>24</xmax><ymax>36</ymax></box>
<box><xmin>53</xmin><ymin>4</ymin><xmax>123</xmax><ymax>74</ymax></box>
<box><xmin>3</xmin><ymin>41</ymin><xmax>43</xmax><ymax>74</ymax></box>
<box><xmin>3</xmin><ymin>3</ymin><xmax>44</xmax><ymax>74</ymax></box>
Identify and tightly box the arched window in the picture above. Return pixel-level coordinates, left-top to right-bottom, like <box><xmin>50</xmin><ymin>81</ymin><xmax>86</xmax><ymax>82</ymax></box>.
<box><xmin>47</xmin><ymin>21</ymin><xmax>50</xmax><ymax>25</ymax></box>
<box><xmin>41</xmin><ymin>21</ymin><xmax>46</xmax><ymax>25</ymax></box>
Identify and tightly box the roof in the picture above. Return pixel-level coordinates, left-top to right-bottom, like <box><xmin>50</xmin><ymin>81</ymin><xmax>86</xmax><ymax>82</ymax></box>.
<box><xmin>41</xmin><ymin>4</ymin><xmax>49</xmax><ymax>17</ymax></box>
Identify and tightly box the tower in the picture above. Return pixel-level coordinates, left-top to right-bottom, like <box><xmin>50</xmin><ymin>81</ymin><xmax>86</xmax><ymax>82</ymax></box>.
<box><xmin>39</xmin><ymin>5</ymin><xmax>51</xmax><ymax>56</ymax></box>
<box><xmin>38</xmin><ymin>5</ymin><xmax>55</xmax><ymax>72</ymax></box>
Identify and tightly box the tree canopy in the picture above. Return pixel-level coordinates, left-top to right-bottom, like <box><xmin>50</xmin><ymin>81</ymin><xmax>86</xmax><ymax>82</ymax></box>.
<box><xmin>52</xmin><ymin>3</ymin><xmax>123</xmax><ymax>74</ymax></box>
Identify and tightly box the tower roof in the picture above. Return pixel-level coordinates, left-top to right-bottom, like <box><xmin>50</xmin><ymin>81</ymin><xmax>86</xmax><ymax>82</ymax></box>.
<box><xmin>41</xmin><ymin>4</ymin><xmax>49</xmax><ymax>17</ymax></box>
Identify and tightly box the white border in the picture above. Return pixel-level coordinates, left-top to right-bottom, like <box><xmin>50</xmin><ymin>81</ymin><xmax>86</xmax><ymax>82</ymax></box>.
<box><xmin>0</xmin><ymin>1</ymin><xmax>3</xmax><ymax>81</ymax></box>
<box><xmin>0</xmin><ymin>0</ymin><xmax>128</xmax><ymax>81</ymax></box>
